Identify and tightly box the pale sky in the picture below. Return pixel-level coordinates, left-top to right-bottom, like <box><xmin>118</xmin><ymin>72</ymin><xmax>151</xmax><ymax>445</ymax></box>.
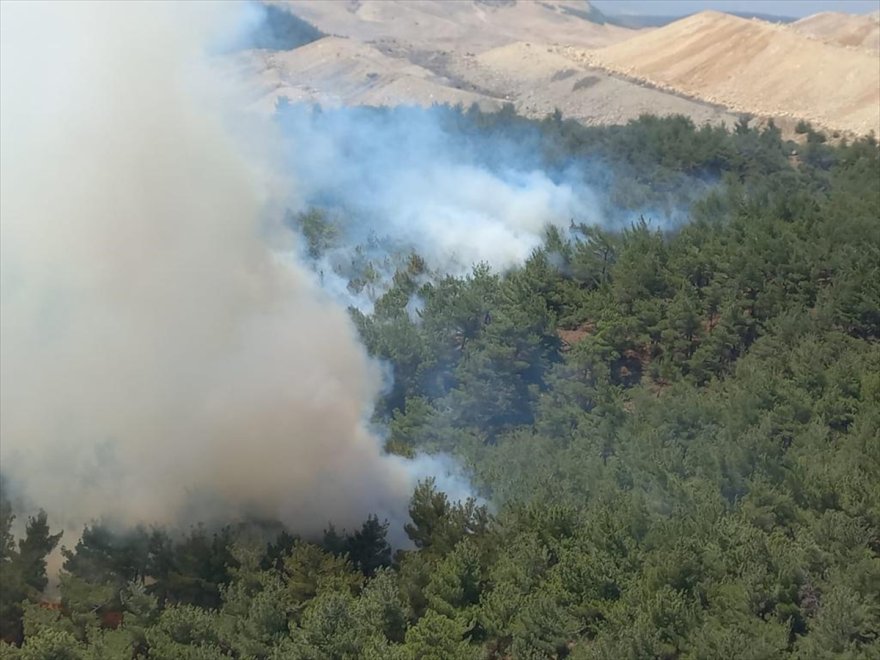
<box><xmin>591</xmin><ymin>0</ymin><xmax>880</xmax><ymax>18</ymax></box>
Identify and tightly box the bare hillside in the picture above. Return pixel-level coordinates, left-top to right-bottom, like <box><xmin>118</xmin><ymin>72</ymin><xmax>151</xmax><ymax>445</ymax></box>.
<box><xmin>790</xmin><ymin>11</ymin><xmax>880</xmax><ymax>52</ymax></box>
<box><xmin>247</xmin><ymin>2</ymin><xmax>737</xmax><ymax>129</ymax></box>
<box><xmin>248</xmin><ymin>4</ymin><xmax>877</xmax><ymax>137</ymax></box>
<box><xmin>571</xmin><ymin>11</ymin><xmax>880</xmax><ymax>136</ymax></box>
<box><xmin>274</xmin><ymin>0</ymin><xmax>635</xmax><ymax>52</ymax></box>
<box><xmin>239</xmin><ymin>36</ymin><xmax>501</xmax><ymax>112</ymax></box>
<box><xmin>238</xmin><ymin>34</ymin><xmax>738</xmax><ymax>127</ymax></box>
<box><xmin>450</xmin><ymin>41</ymin><xmax>738</xmax><ymax>125</ymax></box>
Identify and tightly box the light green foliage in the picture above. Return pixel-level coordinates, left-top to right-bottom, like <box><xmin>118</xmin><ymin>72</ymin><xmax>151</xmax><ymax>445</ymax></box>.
<box><xmin>299</xmin><ymin>590</ymin><xmax>362</xmax><ymax>658</ymax></box>
<box><xmin>14</xmin><ymin>628</ymin><xmax>85</xmax><ymax>660</ymax></box>
<box><xmin>59</xmin><ymin>574</ymin><xmax>115</xmax><ymax>633</ymax></box>
<box><xmin>424</xmin><ymin>539</ymin><xmax>482</xmax><ymax>621</ymax></box>
<box><xmin>20</xmin><ymin>603</ymin><xmax>76</xmax><ymax>645</ymax></box>
<box><xmin>282</xmin><ymin>541</ymin><xmax>362</xmax><ymax>608</ymax></box>
<box><xmin>355</xmin><ymin>569</ymin><xmax>408</xmax><ymax>643</ymax></box>
<box><xmin>80</xmin><ymin>629</ymin><xmax>135</xmax><ymax>660</ymax></box>
<box><xmin>217</xmin><ymin>552</ymin><xmax>292</xmax><ymax>658</ymax></box>
<box><xmin>144</xmin><ymin>605</ymin><xmax>229</xmax><ymax>659</ymax></box>
<box><xmin>402</xmin><ymin>611</ymin><xmax>476</xmax><ymax>660</ymax></box>
<box><xmin>404</xmin><ymin>479</ymin><xmax>489</xmax><ymax>557</ymax></box>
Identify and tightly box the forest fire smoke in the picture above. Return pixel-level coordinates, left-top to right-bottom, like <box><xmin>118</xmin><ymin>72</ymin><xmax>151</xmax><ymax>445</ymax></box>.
<box><xmin>276</xmin><ymin>104</ymin><xmax>595</xmax><ymax>277</ymax></box>
<box><xmin>0</xmin><ymin>2</ymin><xmax>419</xmax><ymax>534</ymax></box>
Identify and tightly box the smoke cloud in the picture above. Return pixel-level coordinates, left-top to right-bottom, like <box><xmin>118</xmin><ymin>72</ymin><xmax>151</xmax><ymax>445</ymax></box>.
<box><xmin>0</xmin><ymin>2</ymin><xmax>418</xmax><ymax>534</ymax></box>
<box><xmin>275</xmin><ymin>103</ymin><xmax>600</xmax><ymax>309</ymax></box>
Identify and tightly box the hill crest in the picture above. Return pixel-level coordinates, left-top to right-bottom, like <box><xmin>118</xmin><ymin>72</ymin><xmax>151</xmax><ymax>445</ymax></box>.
<box><xmin>569</xmin><ymin>10</ymin><xmax>880</xmax><ymax>136</ymax></box>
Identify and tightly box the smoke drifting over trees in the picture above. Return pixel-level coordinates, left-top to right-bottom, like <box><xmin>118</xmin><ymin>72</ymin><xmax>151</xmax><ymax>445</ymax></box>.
<box><xmin>0</xmin><ymin>1</ymin><xmax>620</xmax><ymax>533</ymax></box>
<box><xmin>277</xmin><ymin>103</ymin><xmax>595</xmax><ymax>275</ymax></box>
<box><xmin>0</xmin><ymin>2</ymin><xmax>418</xmax><ymax>533</ymax></box>
<box><xmin>2</xmin><ymin>3</ymin><xmax>878</xmax><ymax>658</ymax></box>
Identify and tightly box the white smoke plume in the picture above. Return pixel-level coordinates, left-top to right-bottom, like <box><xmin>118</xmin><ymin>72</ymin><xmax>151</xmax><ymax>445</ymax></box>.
<box><xmin>277</xmin><ymin>104</ymin><xmax>598</xmax><ymax>272</ymax></box>
<box><xmin>0</xmin><ymin>2</ymin><xmax>421</xmax><ymax>534</ymax></box>
<box><xmin>268</xmin><ymin>103</ymin><xmax>604</xmax><ymax>312</ymax></box>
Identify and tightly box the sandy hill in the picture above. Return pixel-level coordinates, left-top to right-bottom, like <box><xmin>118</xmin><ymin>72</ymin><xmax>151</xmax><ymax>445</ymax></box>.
<box><xmin>274</xmin><ymin>0</ymin><xmax>636</xmax><ymax>51</ymax></box>
<box><xmin>453</xmin><ymin>41</ymin><xmax>738</xmax><ymax>125</ymax></box>
<box><xmin>239</xmin><ymin>36</ymin><xmax>501</xmax><ymax>113</ymax></box>
<box><xmin>791</xmin><ymin>11</ymin><xmax>880</xmax><ymax>51</ymax></box>
<box><xmin>571</xmin><ymin>11</ymin><xmax>880</xmax><ymax>136</ymax></box>
<box><xmin>247</xmin><ymin>2</ymin><xmax>739</xmax><ymax>129</ymax></box>
<box><xmin>248</xmin><ymin>4</ymin><xmax>877</xmax><ymax>137</ymax></box>
<box><xmin>238</xmin><ymin>32</ymin><xmax>738</xmax><ymax>128</ymax></box>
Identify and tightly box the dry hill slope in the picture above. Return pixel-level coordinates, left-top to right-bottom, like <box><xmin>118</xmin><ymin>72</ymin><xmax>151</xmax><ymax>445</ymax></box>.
<box><xmin>446</xmin><ymin>41</ymin><xmax>738</xmax><ymax>125</ymax></box>
<box><xmin>276</xmin><ymin>0</ymin><xmax>636</xmax><ymax>52</ymax></box>
<box><xmin>570</xmin><ymin>11</ymin><xmax>880</xmax><ymax>136</ymax></box>
<box><xmin>238</xmin><ymin>36</ymin><xmax>501</xmax><ymax>112</ymax></box>
<box><xmin>791</xmin><ymin>11</ymin><xmax>879</xmax><ymax>51</ymax></box>
<box><xmin>238</xmin><ymin>35</ymin><xmax>738</xmax><ymax>128</ymax></box>
<box><xmin>250</xmin><ymin>2</ymin><xmax>738</xmax><ymax>129</ymax></box>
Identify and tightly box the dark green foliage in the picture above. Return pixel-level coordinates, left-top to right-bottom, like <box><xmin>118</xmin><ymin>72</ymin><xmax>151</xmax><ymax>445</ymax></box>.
<box><xmin>16</xmin><ymin>513</ymin><xmax>62</xmax><ymax>597</ymax></box>
<box><xmin>404</xmin><ymin>480</ymin><xmax>489</xmax><ymax>557</ymax></box>
<box><xmin>0</xmin><ymin>498</ymin><xmax>61</xmax><ymax>645</ymax></box>
<box><xmin>341</xmin><ymin>516</ymin><xmax>392</xmax><ymax>577</ymax></box>
<box><xmin>320</xmin><ymin>515</ymin><xmax>392</xmax><ymax>577</ymax></box>
<box><xmin>3</xmin><ymin>111</ymin><xmax>879</xmax><ymax>658</ymax></box>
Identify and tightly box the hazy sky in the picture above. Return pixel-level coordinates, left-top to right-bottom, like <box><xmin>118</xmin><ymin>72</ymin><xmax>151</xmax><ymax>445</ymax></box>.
<box><xmin>591</xmin><ymin>0</ymin><xmax>880</xmax><ymax>18</ymax></box>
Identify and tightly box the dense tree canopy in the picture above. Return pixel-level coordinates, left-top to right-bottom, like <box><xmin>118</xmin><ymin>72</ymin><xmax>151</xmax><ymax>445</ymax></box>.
<box><xmin>1</xmin><ymin>107</ymin><xmax>878</xmax><ymax>658</ymax></box>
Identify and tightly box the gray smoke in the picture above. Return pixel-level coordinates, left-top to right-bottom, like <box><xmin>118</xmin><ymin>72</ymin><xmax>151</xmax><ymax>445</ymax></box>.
<box><xmin>0</xmin><ymin>1</ymin><xmax>423</xmax><ymax>534</ymax></box>
<box><xmin>273</xmin><ymin>103</ymin><xmax>603</xmax><ymax>309</ymax></box>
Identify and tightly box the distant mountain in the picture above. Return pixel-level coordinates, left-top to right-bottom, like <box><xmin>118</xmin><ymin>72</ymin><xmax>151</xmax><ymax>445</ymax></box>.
<box><xmin>571</xmin><ymin>10</ymin><xmax>880</xmax><ymax>136</ymax></box>
<box><xmin>245</xmin><ymin>2</ymin><xmax>740</xmax><ymax>130</ymax></box>
<box><xmin>273</xmin><ymin>1</ymin><xmax>636</xmax><ymax>51</ymax></box>
<box><xmin>595</xmin><ymin>9</ymin><xmax>796</xmax><ymax>29</ymax></box>
<box><xmin>598</xmin><ymin>14</ymin><xmax>684</xmax><ymax>28</ymax></box>
<box><xmin>725</xmin><ymin>11</ymin><xmax>796</xmax><ymax>23</ymax></box>
<box><xmin>792</xmin><ymin>11</ymin><xmax>879</xmax><ymax>51</ymax></box>
<box><xmin>250</xmin><ymin>2</ymin><xmax>879</xmax><ymax>138</ymax></box>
